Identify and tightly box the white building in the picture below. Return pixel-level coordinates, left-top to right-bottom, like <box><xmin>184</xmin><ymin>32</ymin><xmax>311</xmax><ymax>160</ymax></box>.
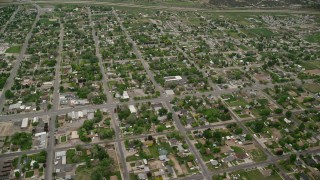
<box><xmin>21</xmin><ymin>118</ymin><xmax>29</xmax><ymax>129</ymax></box>
<box><xmin>164</xmin><ymin>76</ymin><xmax>183</xmax><ymax>86</ymax></box>
<box><xmin>122</xmin><ymin>91</ymin><xmax>129</xmax><ymax>99</ymax></box>
<box><xmin>35</xmin><ymin>132</ymin><xmax>47</xmax><ymax>149</ymax></box>
<box><xmin>129</xmin><ymin>105</ymin><xmax>137</xmax><ymax>114</ymax></box>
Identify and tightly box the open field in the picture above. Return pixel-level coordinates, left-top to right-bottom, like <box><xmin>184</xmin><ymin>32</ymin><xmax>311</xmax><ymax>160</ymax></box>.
<box><xmin>299</xmin><ymin>60</ymin><xmax>320</xmax><ymax>70</ymax></box>
<box><xmin>5</xmin><ymin>45</ymin><xmax>21</xmax><ymax>53</ymax></box>
<box><xmin>305</xmin><ymin>32</ymin><xmax>320</xmax><ymax>44</ymax></box>
<box><xmin>244</xmin><ymin>28</ymin><xmax>274</xmax><ymax>38</ymax></box>
<box><xmin>303</xmin><ymin>83</ymin><xmax>320</xmax><ymax>93</ymax></box>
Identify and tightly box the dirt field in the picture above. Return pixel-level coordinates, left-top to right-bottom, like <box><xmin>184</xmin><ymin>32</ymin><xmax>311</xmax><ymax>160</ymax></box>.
<box><xmin>0</xmin><ymin>122</ymin><xmax>13</xmax><ymax>137</ymax></box>
<box><xmin>107</xmin><ymin>149</ymin><xmax>119</xmax><ymax>171</ymax></box>
<box><xmin>181</xmin><ymin>164</ymin><xmax>189</xmax><ymax>174</ymax></box>
<box><xmin>271</xmin><ymin>128</ymin><xmax>282</xmax><ymax>140</ymax></box>
<box><xmin>149</xmin><ymin>160</ymin><xmax>163</xmax><ymax>170</ymax></box>
<box><xmin>169</xmin><ymin>154</ymin><xmax>184</xmax><ymax>175</ymax></box>
<box><xmin>305</xmin><ymin>69</ymin><xmax>320</xmax><ymax>75</ymax></box>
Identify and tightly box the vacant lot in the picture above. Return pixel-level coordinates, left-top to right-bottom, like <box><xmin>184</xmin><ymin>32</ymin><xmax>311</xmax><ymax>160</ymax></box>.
<box><xmin>305</xmin><ymin>32</ymin><xmax>320</xmax><ymax>44</ymax></box>
<box><xmin>245</xmin><ymin>28</ymin><xmax>274</xmax><ymax>38</ymax></box>
<box><xmin>304</xmin><ymin>83</ymin><xmax>320</xmax><ymax>93</ymax></box>
<box><xmin>0</xmin><ymin>122</ymin><xmax>13</xmax><ymax>136</ymax></box>
<box><xmin>299</xmin><ymin>60</ymin><xmax>320</xmax><ymax>70</ymax></box>
<box><xmin>5</xmin><ymin>45</ymin><xmax>21</xmax><ymax>53</ymax></box>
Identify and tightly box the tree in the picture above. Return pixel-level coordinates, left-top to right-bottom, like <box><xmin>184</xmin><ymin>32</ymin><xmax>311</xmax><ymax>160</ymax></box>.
<box><xmin>11</xmin><ymin>132</ymin><xmax>32</xmax><ymax>150</ymax></box>
<box><xmin>5</xmin><ymin>90</ymin><xmax>14</xmax><ymax>99</ymax></box>
<box><xmin>98</xmin><ymin>128</ymin><xmax>114</xmax><ymax>139</ymax></box>
<box><xmin>85</xmin><ymin>157</ymin><xmax>92</xmax><ymax>168</ymax></box>
<box><xmin>274</xmin><ymin>108</ymin><xmax>283</xmax><ymax>114</ymax></box>
<box><xmin>285</xmin><ymin>111</ymin><xmax>292</xmax><ymax>118</ymax></box>
<box><xmin>118</xmin><ymin>108</ymin><xmax>131</xmax><ymax>120</ymax></box>
<box><xmin>36</xmin><ymin>150</ymin><xmax>47</xmax><ymax>163</ymax></box>
<box><xmin>156</xmin><ymin>124</ymin><xmax>166</xmax><ymax>132</ymax></box>
<box><xmin>33</xmin><ymin>162</ymin><xmax>39</xmax><ymax>169</ymax></box>
<box><xmin>245</xmin><ymin>134</ymin><xmax>253</xmax><ymax>141</ymax></box>
<box><xmin>92</xmin><ymin>144</ymin><xmax>109</xmax><ymax>161</ymax></box>
<box><xmin>182</xmin><ymin>144</ymin><xmax>189</xmax><ymax>149</ymax></box>
<box><xmin>78</xmin><ymin>120</ymin><xmax>94</xmax><ymax>142</ymax></box>
<box><xmin>15</xmin><ymin>171</ymin><xmax>20</xmax><ymax>178</ymax></box>
<box><xmin>275</xmin><ymin>149</ymin><xmax>283</xmax><ymax>155</ymax></box>
<box><xmin>158</xmin><ymin>108</ymin><xmax>168</xmax><ymax>116</ymax></box>
<box><xmin>212</xmin><ymin>131</ymin><xmax>223</xmax><ymax>142</ymax></box>
<box><xmin>259</xmin><ymin>109</ymin><xmax>271</xmax><ymax>117</ymax></box>
<box><xmin>289</xmin><ymin>154</ymin><xmax>297</xmax><ymax>163</ymax></box>
<box><xmin>299</xmin><ymin>123</ymin><xmax>305</xmax><ymax>131</ymax></box>
<box><xmin>93</xmin><ymin>109</ymin><xmax>103</xmax><ymax>123</ymax></box>
<box><xmin>235</xmin><ymin>128</ymin><xmax>243</xmax><ymax>135</ymax></box>
<box><xmin>203</xmin><ymin>129</ymin><xmax>213</xmax><ymax>139</ymax></box>
<box><xmin>212</xmin><ymin>147</ymin><xmax>221</xmax><ymax>153</ymax></box>
<box><xmin>148</xmin><ymin>135</ymin><xmax>153</xmax><ymax>141</ymax></box>
<box><xmin>254</xmin><ymin>121</ymin><xmax>264</xmax><ymax>133</ymax></box>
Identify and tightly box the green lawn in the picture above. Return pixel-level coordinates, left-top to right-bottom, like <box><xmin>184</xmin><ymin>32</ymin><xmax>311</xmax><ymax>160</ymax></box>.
<box><xmin>305</xmin><ymin>32</ymin><xmax>320</xmax><ymax>44</ymax></box>
<box><xmin>299</xmin><ymin>60</ymin><xmax>320</xmax><ymax>70</ymax></box>
<box><xmin>231</xmin><ymin>146</ymin><xmax>245</xmax><ymax>153</ymax></box>
<box><xmin>147</xmin><ymin>142</ymin><xmax>173</xmax><ymax>158</ymax></box>
<box><xmin>200</xmin><ymin>152</ymin><xmax>216</xmax><ymax>162</ymax></box>
<box><xmin>5</xmin><ymin>45</ymin><xmax>21</xmax><ymax>53</ymax></box>
<box><xmin>234</xmin><ymin>169</ymin><xmax>282</xmax><ymax>180</ymax></box>
<box><xmin>38</xmin><ymin>18</ymin><xmax>58</xmax><ymax>25</ymax></box>
<box><xmin>227</xmin><ymin>100</ymin><xmax>248</xmax><ymax>107</ymax></box>
<box><xmin>238</xmin><ymin>114</ymin><xmax>251</xmax><ymax>118</ymax></box>
<box><xmin>249</xmin><ymin>149</ymin><xmax>268</xmax><ymax>162</ymax></box>
<box><xmin>245</xmin><ymin>28</ymin><xmax>274</xmax><ymax>38</ymax></box>
<box><xmin>129</xmin><ymin>173</ymin><xmax>138</xmax><ymax>180</ymax></box>
<box><xmin>126</xmin><ymin>154</ymin><xmax>143</xmax><ymax>162</ymax></box>
<box><xmin>25</xmin><ymin>171</ymin><xmax>34</xmax><ymax>178</ymax></box>
<box><xmin>60</xmin><ymin>135</ymin><xmax>67</xmax><ymax>143</ymax></box>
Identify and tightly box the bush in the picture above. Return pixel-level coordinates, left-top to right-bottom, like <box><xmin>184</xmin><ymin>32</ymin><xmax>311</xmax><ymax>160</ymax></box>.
<box><xmin>5</xmin><ymin>90</ymin><xmax>14</xmax><ymax>99</ymax></box>
<box><xmin>274</xmin><ymin>108</ymin><xmax>283</xmax><ymax>114</ymax></box>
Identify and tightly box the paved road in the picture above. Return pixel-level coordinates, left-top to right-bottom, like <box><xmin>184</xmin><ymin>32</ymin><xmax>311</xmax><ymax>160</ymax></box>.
<box><xmin>87</xmin><ymin>7</ymin><xmax>114</xmax><ymax>103</ymax></box>
<box><xmin>0</xmin><ymin>79</ymin><xmax>316</xmax><ymax>122</ymax></box>
<box><xmin>52</xmin><ymin>20</ymin><xmax>64</xmax><ymax>110</ymax></box>
<box><xmin>45</xmin><ymin>19</ymin><xmax>64</xmax><ymax>180</ymax></box>
<box><xmin>110</xmin><ymin>110</ymin><xmax>130</xmax><ymax>180</ymax></box>
<box><xmin>209</xmin><ymin>148</ymin><xmax>320</xmax><ymax>176</ymax></box>
<box><xmin>0</xmin><ymin>149</ymin><xmax>43</xmax><ymax>159</ymax></box>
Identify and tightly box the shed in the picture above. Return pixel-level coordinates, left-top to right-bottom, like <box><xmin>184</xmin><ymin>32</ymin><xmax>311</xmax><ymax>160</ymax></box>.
<box><xmin>129</xmin><ymin>105</ymin><xmax>137</xmax><ymax>114</ymax></box>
